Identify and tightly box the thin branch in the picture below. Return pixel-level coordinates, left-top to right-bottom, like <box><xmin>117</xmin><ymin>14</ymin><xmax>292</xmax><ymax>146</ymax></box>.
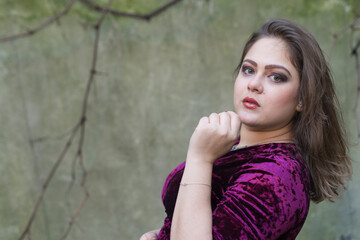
<box><xmin>334</xmin><ymin>14</ymin><xmax>360</xmax><ymax>39</ymax></box>
<box><xmin>5</xmin><ymin>1</ymin><xmax>51</xmax><ymax>237</ymax></box>
<box><xmin>11</xmin><ymin>0</ymin><xmax>183</xmax><ymax>238</ymax></box>
<box><xmin>328</xmin><ymin>14</ymin><xmax>360</xmax><ymax>138</ymax></box>
<box><xmin>80</xmin><ymin>0</ymin><xmax>183</xmax><ymax>21</ymax></box>
<box><xmin>18</xmin><ymin>121</ymin><xmax>82</xmax><ymax>240</ymax></box>
<box><xmin>60</xmin><ymin>1</ymin><xmax>113</xmax><ymax>238</ymax></box>
<box><xmin>61</xmin><ymin>152</ymin><xmax>89</xmax><ymax>240</ymax></box>
<box><xmin>351</xmin><ymin>39</ymin><xmax>360</xmax><ymax>138</ymax></box>
<box><xmin>31</xmin><ymin>128</ymin><xmax>75</xmax><ymax>143</ymax></box>
<box><xmin>352</xmin><ymin>39</ymin><xmax>360</xmax><ymax>55</ymax></box>
<box><xmin>0</xmin><ymin>0</ymin><xmax>76</xmax><ymax>42</ymax></box>
<box><xmin>18</xmin><ymin>0</ymin><xmax>113</xmax><ymax>233</ymax></box>
<box><xmin>328</xmin><ymin>14</ymin><xmax>360</xmax><ymax>59</ymax></box>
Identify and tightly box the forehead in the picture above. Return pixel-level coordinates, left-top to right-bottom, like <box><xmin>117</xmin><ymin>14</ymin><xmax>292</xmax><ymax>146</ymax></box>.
<box><xmin>245</xmin><ymin>37</ymin><xmax>292</xmax><ymax>66</ymax></box>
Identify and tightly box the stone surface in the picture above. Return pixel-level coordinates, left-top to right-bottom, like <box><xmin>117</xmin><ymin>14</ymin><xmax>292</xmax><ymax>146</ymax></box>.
<box><xmin>0</xmin><ymin>0</ymin><xmax>359</xmax><ymax>239</ymax></box>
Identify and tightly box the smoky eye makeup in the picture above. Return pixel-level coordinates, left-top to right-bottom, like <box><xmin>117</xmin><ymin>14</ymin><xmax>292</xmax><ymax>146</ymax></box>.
<box><xmin>240</xmin><ymin>59</ymin><xmax>292</xmax><ymax>82</ymax></box>
<box><xmin>241</xmin><ymin>65</ymin><xmax>255</xmax><ymax>75</ymax></box>
<box><xmin>270</xmin><ymin>72</ymin><xmax>288</xmax><ymax>82</ymax></box>
<box><xmin>265</xmin><ymin>64</ymin><xmax>292</xmax><ymax>77</ymax></box>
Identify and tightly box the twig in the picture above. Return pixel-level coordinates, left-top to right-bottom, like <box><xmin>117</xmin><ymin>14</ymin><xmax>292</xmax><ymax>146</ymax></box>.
<box><xmin>79</xmin><ymin>0</ymin><xmax>183</xmax><ymax>21</ymax></box>
<box><xmin>18</xmin><ymin>121</ymin><xmax>82</xmax><ymax>240</ymax></box>
<box><xmin>328</xmin><ymin>14</ymin><xmax>360</xmax><ymax>138</ymax></box>
<box><xmin>10</xmin><ymin>0</ymin><xmax>184</xmax><ymax>238</ymax></box>
<box><xmin>60</xmin><ymin>1</ymin><xmax>113</xmax><ymax>238</ymax></box>
<box><xmin>4</xmin><ymin>0</ymin><xmax>52</xmax><ymax>237</ymax></box>
<box><xmin>328</xmin><ymin>14</ymin><xmax>360</xmax><ymax>59</ymax></box>
<box><xmin>31</xmin><ymin>128</ymin><xmax>75</xmax><ymax>143</ymax></box>
<box><xmin>0</xmin><ymin>0</ymin><xmax>76</xmax><ymax>42</ymax></box>
<box><xmin>351</xmin><ymin>39</ymin><xmax>360</xmax><ymax>138</ymax></box>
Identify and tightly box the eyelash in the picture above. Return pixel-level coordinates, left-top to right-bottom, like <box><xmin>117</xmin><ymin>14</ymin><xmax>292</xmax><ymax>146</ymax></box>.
<box><xmin>270</xmin><ymin>73</ymin><xmax>288</xmax><ymax>82</ymax></box>
<box><xmin>241</xmin><ymin>65</ymin><xmax>254</xmax><ymax>75</ymax></box>
<box><xmin>241</xmin><ymin>65</ymin><xmax>288</xmax><ymax>83</ymax></box>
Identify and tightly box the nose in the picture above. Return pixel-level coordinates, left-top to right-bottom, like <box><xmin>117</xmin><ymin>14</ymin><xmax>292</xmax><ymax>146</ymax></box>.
<box><xmin>247</xmin><ymin>74</ymin><xmax>264</xmax><ymax>93</ymax></box>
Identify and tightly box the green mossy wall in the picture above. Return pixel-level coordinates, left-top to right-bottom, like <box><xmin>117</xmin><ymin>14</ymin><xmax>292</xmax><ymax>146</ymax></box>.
<box><xmin>0</xmin><ymin>0</ymin><xmax>359</xmax><ymax>239</ymax></box>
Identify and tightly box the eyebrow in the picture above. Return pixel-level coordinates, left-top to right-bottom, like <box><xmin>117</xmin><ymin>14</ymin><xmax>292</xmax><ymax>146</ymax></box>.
<box><xmin>243</xmin><ymin>59</ymin><xmax>292</xmax><ymax>77</ymax></box>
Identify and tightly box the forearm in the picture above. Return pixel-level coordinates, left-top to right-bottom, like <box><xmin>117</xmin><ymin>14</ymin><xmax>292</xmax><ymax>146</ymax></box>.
<box><xmin>171</xmin><ymin>156</ymin><xmax>214</xmax><ymax>240</ymax></box>
<box><xmin>170</xmin><ymin>111</ymin><xmax>240</xmax><ymax>239</ymax></box>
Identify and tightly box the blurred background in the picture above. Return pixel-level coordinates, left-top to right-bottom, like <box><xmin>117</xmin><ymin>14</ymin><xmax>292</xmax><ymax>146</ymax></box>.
<box><xmin>0</xmin><ymin>0</ymin><xmax>359</xmax><ymax>239</ymax></box>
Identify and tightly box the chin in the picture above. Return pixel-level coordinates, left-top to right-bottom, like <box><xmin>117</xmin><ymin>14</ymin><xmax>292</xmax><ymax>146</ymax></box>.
<box><xmin>241</xmin><ymin>121</ymin><xmax>262</xmax><ymax>128</ymax></box>
<box><xmin>239</xmin><ymin>118</ymin><xmax>261</xmax><ymax>128</ymax></box>
<box><xmin>238</xmin><ymin>113</ymin><xmax>259</xmax><ymax>125</ymax></box>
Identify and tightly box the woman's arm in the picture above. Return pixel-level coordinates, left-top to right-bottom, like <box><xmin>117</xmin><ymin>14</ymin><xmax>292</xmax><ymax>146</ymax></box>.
<box><xmin>170</xmin><ymin>112</ymin><xmax>240</xmax><ymax>240</ymax></box>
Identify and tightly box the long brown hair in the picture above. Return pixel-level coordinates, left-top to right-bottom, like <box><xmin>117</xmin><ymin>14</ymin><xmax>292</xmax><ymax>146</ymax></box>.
<box><xmin>235</xmin><ymin>18</ymin><xmax>352</xmax><ymax>203</ymax></box>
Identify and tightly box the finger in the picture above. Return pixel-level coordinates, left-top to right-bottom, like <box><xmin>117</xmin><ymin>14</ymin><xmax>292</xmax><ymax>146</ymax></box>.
<box><xmin>139</xmin><ymin>233</ymin><xmax>149</xmax><ymax>240</ymax></box>
<box><xmin>219</xmin><ymin>112</ymin><xmax>230</xmax><ymax>129</ymax></box>
<box><xmin>140</xmin><ymin>232</ymin><xmax>156</xmax><ymax>240</ymax></box>
<box><xmin>209</xmin><ymin>112</ymin><xmax>220</xmax><ymax>126</ymax></box>
<box><xmin>198</xmin><ymin>116</ymin><xmax>209</xmax><ymax>127</ymax></box>
<box><xmin>149</xmin><ymin>232</ymin><xmax>158</xmax><ymax>240</ymax></box>
<box><xmin>228</xmin><ymin>111</ymin><xmax>241</xmax><ymax>134</ymax></box>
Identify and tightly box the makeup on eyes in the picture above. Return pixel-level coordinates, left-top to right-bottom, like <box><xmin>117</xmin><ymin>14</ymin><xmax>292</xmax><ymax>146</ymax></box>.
<box><xmin>269</xmin><ymin>72</ymin><xmax>288</xmax><ymax>82</ymax></box>
<box><xmin>241</xmin><ymin>61</ymin><xmax>290</xmax><ymax>83</ymax></box>
<box><xmin>241</xmin><ymin>65</ymin><xmax>254</xmax><ymax>75</ymax></box>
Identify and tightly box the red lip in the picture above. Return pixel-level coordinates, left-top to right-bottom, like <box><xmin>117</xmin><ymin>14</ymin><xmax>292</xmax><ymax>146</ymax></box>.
<box><xmin>242</xmin><ymin>97</ymin><xmax>260</xmax><ymax>109</ymax></box>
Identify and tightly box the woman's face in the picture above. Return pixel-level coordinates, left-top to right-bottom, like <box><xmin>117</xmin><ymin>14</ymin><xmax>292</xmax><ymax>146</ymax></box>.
<box><xmin>233</xmin><ymin>37</ymin><xmax>301</xmax><ymax>131</ymax></box>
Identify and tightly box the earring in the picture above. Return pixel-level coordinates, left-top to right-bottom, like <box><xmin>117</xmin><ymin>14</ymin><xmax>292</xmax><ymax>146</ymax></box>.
<box><xmin>296</xmin><ymin>102</ymin><xmax>303</xmax><ymax>112</ymax></box>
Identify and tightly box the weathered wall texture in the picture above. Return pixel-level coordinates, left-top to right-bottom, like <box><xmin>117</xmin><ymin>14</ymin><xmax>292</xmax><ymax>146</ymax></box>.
<box><xmin>0</xmin><ymin>0</ymin><xmax>359</xmax><ymax>239</ymax></box>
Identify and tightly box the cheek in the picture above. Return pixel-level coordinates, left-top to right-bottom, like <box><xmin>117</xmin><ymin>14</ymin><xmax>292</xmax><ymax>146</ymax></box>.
<box><xmin>268</xmin><ymin>87</ymin><xmax>298</xmax><ymax>110</ymax></box>
<box><xmin>233</xmin><ymin>84</ymin><xmax>243</xmax><ymax>109</ymax></box>
<box><xmin>233</xmin><ymin>77</ymin><xmax>246</xmax><ymax>97</ymax></box>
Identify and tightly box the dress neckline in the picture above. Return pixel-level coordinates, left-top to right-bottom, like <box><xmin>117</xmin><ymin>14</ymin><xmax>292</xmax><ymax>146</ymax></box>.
<box><xmin>231</xmin><ymin>141</ymin><xmax>297</xmax><ymax>152</ymax></box>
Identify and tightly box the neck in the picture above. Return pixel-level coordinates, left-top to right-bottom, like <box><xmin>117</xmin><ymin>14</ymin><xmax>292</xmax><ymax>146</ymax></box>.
<box><xmin>238</xmin><ymin>123</ymin><xmax>294</xmax><ymax>147</ymax></box>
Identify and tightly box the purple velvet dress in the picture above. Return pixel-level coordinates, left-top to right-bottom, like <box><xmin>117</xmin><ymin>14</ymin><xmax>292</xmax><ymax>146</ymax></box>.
<box><xmin>158</xmin><ymin>143</ymin><xmax>310</xmax><ymax>240</ymax></box>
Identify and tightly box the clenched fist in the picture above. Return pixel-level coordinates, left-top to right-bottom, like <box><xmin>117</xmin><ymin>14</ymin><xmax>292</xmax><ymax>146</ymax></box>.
<box><xmin>186</xmin><ymin>111</ymin><xmax>241</xmax><ymax>164</ymax></box>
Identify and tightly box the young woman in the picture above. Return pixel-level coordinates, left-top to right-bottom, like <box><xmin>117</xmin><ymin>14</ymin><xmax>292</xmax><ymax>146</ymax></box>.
<box><xmin>140</xmin><ymin>18</ymin><xmax>352</xmax><ymax>240</ymax></box>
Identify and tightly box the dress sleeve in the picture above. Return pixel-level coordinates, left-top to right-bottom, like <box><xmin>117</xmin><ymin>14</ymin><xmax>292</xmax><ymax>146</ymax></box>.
<box><xmin>212</xmin><ymin>157</ymin><xmax>309</xmax><ymax>240</ymax></box>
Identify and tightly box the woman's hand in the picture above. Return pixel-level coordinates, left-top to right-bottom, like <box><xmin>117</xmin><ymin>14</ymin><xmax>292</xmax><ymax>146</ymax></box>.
<box><xmin>139</xmin><ymin>228</ymin><xmax>160</xmax><ymax>240</ymax></box>
<box><xmin>187</xmin><ymin>111</ymin><xmax>241</xmax><ymax>164</ymax></box>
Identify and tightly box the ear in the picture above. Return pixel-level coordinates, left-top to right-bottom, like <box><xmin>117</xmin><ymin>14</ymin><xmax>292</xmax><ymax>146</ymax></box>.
<box><xmin>296</xmin><ymin>102</ymin><xmax>303</xmax><ymax>112</ymax></box>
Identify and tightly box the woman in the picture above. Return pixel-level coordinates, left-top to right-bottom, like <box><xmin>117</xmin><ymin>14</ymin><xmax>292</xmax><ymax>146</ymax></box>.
<box><xmin>140</xmin><ymin>18</ymin><xmax>352</xmax><ymax>240</ymax></box>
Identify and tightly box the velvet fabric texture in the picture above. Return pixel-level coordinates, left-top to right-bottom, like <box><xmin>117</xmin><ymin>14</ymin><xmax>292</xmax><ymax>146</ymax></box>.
<box><xmin>158</xmin><ymin>143</ymin><xmax>311</xmax><ymax>240</ymax></box>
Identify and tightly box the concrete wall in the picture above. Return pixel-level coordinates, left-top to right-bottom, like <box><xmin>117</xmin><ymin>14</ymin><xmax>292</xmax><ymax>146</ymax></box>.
<box><xmin>0</xmin><ymin>0</ymin><xmax>359</xmax><ymax>239</ymax></box>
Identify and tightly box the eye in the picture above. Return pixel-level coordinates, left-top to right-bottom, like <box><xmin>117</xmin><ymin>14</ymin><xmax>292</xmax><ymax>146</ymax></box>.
<box><xmin>269</xmin><ymin>73</ymin><xmax>288</xmax><ymax>83</ymax></box>
<box><xmin>241</xmin><ymin>65</ymin><xmax>255</xmax><ymax>75</ymax></box>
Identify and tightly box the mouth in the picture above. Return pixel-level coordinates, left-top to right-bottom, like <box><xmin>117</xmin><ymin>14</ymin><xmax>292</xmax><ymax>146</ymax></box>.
<box><xmin>242</xmin><ymin>97</ymin><xmax>260</xmax><ymax>109</ymax></box>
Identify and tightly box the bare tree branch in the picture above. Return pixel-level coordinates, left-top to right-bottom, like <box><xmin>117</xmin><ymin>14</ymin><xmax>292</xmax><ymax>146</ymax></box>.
<box><xmin>79</xmin><ymin>0</ymin><xmax>183</xmax><ymax>21</ymax></box>
<box><xmin>328</xmin><ymin>14</ymin><xmax>360</xmax><ymax>59</ymax></box>
<box><xmin>0</xmin><ymin>0</ymin><xmax>76</xmax><ymax>42</ymax></box>
<box><xmin>18</xmin><ymin>120</ymin><xmax>82</xmax><ymax>240</ymax></box>
<box><xmin>10</xmin><ymin>0</ymin><xmax>184</xmax><ymax>239</ymax></box>
<box><xmin>60</xmin><ymin>1</ymin><xmax>113</xmax><ymax>238</ymax></box>
<box><xmin>351</xmin><ymin>39</ymin><xmax>360</xmax><ymax>138</ymax></box>
<box><xmin>18</xmin><ymin>0</ymin><xmax>114</xmax><ymax>235</ymax></box>
<box><xmin>328</xmin><ymin>14</ymin><xmax>360</xmax><ymax>138</ymax></box>
<box><xmin>0</xmin><ymin>0</ymin><xmax>183</xmax><ymax>43</ymax></box>
<box><xmin>31</xmin><ymin>128</ymin><xmax>74</xmax><ymax>143</ymax></box>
